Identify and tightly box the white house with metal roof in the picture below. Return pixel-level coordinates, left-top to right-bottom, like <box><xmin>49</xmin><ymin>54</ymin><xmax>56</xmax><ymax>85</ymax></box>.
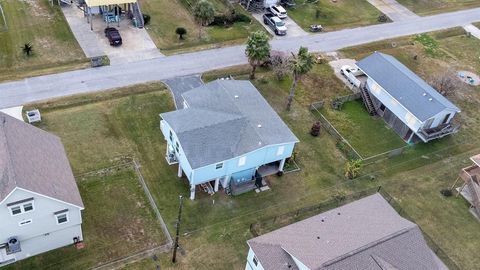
<box><xmin>246</xmin><ymin>193</ymin><xmax>448</xmax><ymax>270</ymax></box>
<box><xmin>160</xmin><ymin>80</ymin><xmax>299</xmax><ymax>200</ymax></box>
<box><xmin>0</xmin><ymin>112</ymin><xmax>84</xmax><ymax>267</ymax></box>
<box><xmin>356</xmin><ymin>52</ymin><xmax>461</xmax><ymax>143</ymax></box>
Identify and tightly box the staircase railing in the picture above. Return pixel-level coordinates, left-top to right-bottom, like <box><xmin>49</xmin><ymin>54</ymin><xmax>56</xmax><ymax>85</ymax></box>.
<box><xmin>132</xmin><ymin>1</ymin><xmax>144</xmax><ymax>28</ymax></box>
<box><xmin>359</xmin><ymin>83</ymin><xmax>377</xmax><ymax>115</ymax></box>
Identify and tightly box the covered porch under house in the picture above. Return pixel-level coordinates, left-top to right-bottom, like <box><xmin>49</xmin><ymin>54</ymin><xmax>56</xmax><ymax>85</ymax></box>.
<box><xmin>76</xmin><ymin>0</ymin><xmax>144</xmax><ymax>30</ymax></box>
<box><xmin>166</xmin><ymin>144</ymin><xmax>287</xmax><ymax>200</ymax></box>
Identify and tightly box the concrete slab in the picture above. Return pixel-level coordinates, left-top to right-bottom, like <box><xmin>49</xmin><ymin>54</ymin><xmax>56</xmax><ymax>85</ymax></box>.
<box><xmin>366</xmin><ymin>0</ymin><xmax>418</xmax><ymax>22</ymax></box>
<box><xmin>61</xmin><ymin>4</ymin><xmax>163</xmax><ymax>65</ymax></box>
<box><xmin>162</xmin><ymin>75</ymin><xmax>204</xmax><ymax>109</ymax></box>
<box><xmin>463</xmin><ymin>24</ymin><xmax>480</xmax><ymax>39</ymax></box>
<box><xmin>328</xmin><ymin>58</ymin><xmax>358</xmax><ymax>90</ymax></box>
<box><xmin>251</xmin><ymin>12</ymin><xmax>309</xmax><ymax>39</ymax></box>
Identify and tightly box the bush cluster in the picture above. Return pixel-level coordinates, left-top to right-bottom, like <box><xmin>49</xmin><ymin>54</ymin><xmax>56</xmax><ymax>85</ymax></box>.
<box><xmin>209</xmin><ymin>13</ymin><xmax>251</xmax><ymax>26</ymax></box>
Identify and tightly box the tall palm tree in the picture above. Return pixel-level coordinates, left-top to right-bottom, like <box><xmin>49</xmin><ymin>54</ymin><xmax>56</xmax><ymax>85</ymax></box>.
<box><xmin>245</xmin><ymin>31</ymin><xmax>270</xmax><ymax>80</ymax></box>
<box><xmin>286</xmin><ymin>47</ymin><xmax>314</xmax><ymax>111</ymax></box>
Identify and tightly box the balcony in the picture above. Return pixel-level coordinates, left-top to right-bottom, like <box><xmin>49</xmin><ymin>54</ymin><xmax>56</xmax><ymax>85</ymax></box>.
<box><xmin>417</xmin><ymin>123</ymin><xmax>459</xmax><ymax>142</ymax></box>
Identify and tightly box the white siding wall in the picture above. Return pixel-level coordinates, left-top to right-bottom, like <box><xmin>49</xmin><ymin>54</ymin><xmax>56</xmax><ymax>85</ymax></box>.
<box><xmin>0</xmin><ymin>189</ymin><xmax>83</xmax><ymax>264</ymax></box>
<box><xmin>245</xmin><ymin>248</ymin><xmax>264</xmax><ymax>270</ymax></box>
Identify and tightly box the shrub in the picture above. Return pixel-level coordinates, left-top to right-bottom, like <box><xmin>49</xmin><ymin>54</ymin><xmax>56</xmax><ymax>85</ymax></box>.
<box><xmin>310</xmin><ymin>121</ymin><xmax>321</xmax><ymax>136</ymax></box>
<box><xmin>378</xmin><ymin>13</ymin><xmax>389</xmax><ymax>22</ymax></box>
<box><xmin>234</xmin><ymin>13</ymin><xmax>251</xmax><ymax>23</ymax></box>
<box><xmin>142</xmin><ymin>14</ymin><xmax>151</xmax><ymax>25</ymax></box>
<box><xmin>270</xmin><ymin>51</ymin><xmax>290</xmax><ymax>80</ymax></box>
<box><xmin>344</xmin><ymin>159</ymin><xmax>362</xmax><ymax>179</ymax></box>
<box><xmin>440</xmin><ymin>189</ymin><xmax>453</xmax><ymax>197</ymax></box>
<box><xmin>175</xmin><ymin>27</ymin><xmax>187</xmax><ymax>40</ymax></box>
<box><xmin>22</xmin><ymin>43</ymin><xmax>33</xmax><ymax>56</ymax></box>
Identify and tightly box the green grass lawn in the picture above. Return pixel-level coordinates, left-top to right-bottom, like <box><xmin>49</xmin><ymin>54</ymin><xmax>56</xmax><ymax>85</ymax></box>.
<box><xmin>140</xmin><ymin>0</ymin><xmax>264</xmax><ymax>54</ymax></box>
<box><xmin>0</xmin><ymin>0</ymin><xmax>88</xmax><ymax>82</ymax></box>
<box><xmin>13</xmin><ymin>29</ymin><xmax>480</xmax><ymax>269</ymax></box>
<box><xmin>7</xmin><ymin>166</ymin><xmax>167</xmax><ymax>270</ymax></box>
<box><xmin>396</xmin><ymin>0</ymin><xmax>480</xmax><ymax>15</ymax></box>
<box><xmin>320</xmin><ymin>100</ymin><xmax>406</xmax><ymax>158</ymax></box>
<box><xmin>287</xmin><ymin>0</ymin><xmax>384</xmax><ymax>32</ymax></box>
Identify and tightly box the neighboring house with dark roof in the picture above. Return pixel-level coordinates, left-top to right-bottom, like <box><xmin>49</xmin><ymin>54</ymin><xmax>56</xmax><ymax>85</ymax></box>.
<box><xmin>0</xmin><ymin>112</ymin><xmax>84</xmax><ymax>267</ymax></box>
<box><xmin>246</xmin><ymin>193</ymin><xmax>448</xmax><ymax>270</ymax></box>
<box><xmin>160</xmin><ymin>80</ymin><xmax>299</xmax><ymax>200</ymax></box>
<box><xmin>356</xmin><ymin>52</ymin><xmax>461</xmax><ymax>143</ymax></box>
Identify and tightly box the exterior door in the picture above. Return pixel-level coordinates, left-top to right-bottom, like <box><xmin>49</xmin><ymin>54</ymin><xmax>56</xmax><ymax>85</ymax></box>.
<box><xmin>442</xmin><ymin>114</ymin><xmax>451</xmax><ymax>125</ymax></box>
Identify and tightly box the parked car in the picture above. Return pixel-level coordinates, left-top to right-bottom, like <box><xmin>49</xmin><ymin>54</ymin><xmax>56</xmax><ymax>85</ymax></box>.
<box><xmin>340</xmin><ymin>65</ymin><xmax>362</xmax><ymax>87</ymax></box>
<box><xmin>268</xmin><ymin>5</ymin><xmax>287</xmax><ymax>19</ymax></box>
<box><xmin>263</xmin><ymin>13</ymin><xmax>287</xmax><ymax>36</ymax></box>
<box><xmin>104</xmin><ymin>27</ymin><xmax>122</xmax><ymax>46</ymax></box>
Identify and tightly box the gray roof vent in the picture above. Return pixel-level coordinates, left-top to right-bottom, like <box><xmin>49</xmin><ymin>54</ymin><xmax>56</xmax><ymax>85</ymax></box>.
<box><xmin>234</xmin><ymin>95</ymin><xmax>239</xmax><ymax>99</ymax></box>
<box><xmin>257</xmin><ymin>124</ymin><xmax>262</xmax><ymax>128</ymax></box>
<box><xmin>422</xmin><ymin>93</ymin><xmax>427</xmax><ymax>96</ymax></box>
<box><xmin>428</xmin><ymin>98</ymin><xmax>433</xmax><ymax>101</ymax></box>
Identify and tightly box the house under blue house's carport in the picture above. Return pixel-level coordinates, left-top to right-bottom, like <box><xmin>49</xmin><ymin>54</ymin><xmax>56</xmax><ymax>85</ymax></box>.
<box><xmin>160</xmin><ymin>80</ymin><xmax>299</xmax><ymax>200</ymax></box>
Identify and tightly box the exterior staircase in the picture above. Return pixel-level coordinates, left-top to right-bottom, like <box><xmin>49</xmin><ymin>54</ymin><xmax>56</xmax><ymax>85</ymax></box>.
<box><xmin>132</xmin><ymin>2</ymin><xmax>144</xmax><ymax>28</ymax></box>
<box><xmin>359</xmin><ymin>83</ymin><xmax>377</xmax><ymax>115</ymax></box>
<box><xmin>466</xmin><ymin>175</ymin><xmax>480</xmax><ymax>217</ymax></box>
<box><xmin>200</xmin><ymin>182</ymin><xmax>214</xmax><ymax>195</ymax></box>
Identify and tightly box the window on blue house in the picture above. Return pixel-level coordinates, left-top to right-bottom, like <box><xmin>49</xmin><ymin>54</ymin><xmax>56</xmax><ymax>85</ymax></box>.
<box><xmin>276</xmin><ymin>146</ymin><xmax>285</xmax><ymax>156</ymax></box>
<box><xmin>169</xmin><ymin>131</ymin><xmax>173</xmax><ymax>141</ymax></box>
<box><xmin>215</xmin><ymin>163</ymin><xmax>223</xmax><ymax>169</ymax></box>
<box><xmin>238</xmin><ymin>156</ymin><xmax>246</xmax><ymax>166</ymax></box>
<box><xmin>175</xmin><ymin>142</ymin><xmax>180</xmax><ymax>153</ymax></box>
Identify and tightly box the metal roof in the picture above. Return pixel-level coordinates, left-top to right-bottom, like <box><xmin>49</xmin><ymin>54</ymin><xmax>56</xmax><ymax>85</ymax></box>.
<box><xmin>160</xmin><ymin>80</ymin><xmax>299</xmax><ymax>169</ymax></box>
<box><xmin>247</xmin><ymin>194</ymin><xmax>445</xmax><ymax>270</ymax></box>
<box><xmin>356</xmin><ymin>52</ymin><xmax>460</xmax><ymax>121</ymax></box>
<box><xmin>0</xmin><ymin>112</ymin><xmax>84</xmax><ymax>208</ymax></box>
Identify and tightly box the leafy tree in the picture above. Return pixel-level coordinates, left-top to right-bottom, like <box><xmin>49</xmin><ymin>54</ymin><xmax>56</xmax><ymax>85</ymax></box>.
<box><xmin>270</xmin><ymin>50</ymin><xmax>290</xmax><ymax>81</ymax></box>
<box><xmin>429</xmin><ymin>69</ymin><xmax>461</xmax><ymax>97</ymax></box>
<box><xmin>344</xmin><ymin>159</ymin><xmax>362</xmax><ymax>179</ymax></box>
<box><xmin>286</xmin><ymin>47</ymin><xmax>314</xmax><ymax>110</ymax></box>
<box><xmin>245</xmin><ymin>31</ymin><xmax>270</xmax><ymax>80</ymax></box>
<box><xmin>22</xmin><ymin>43</ymin><xmax>33</xmax><ymax>56</ymax></box>
<box><xmin>176</xmin><ymin>27</ymin><xmax>187</xmax><ymax>40</ymax></box>
<box><xmin>193</xmin><ymin>0</ymin><xmax>215</xmax><ymax>38</ymax></box>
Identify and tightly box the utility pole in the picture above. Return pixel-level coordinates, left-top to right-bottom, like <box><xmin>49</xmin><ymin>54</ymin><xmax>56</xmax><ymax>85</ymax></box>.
<box><xmin>172</xmin><ymin>195</ymin><xmax>184</xmax><ymax>263</ymax></box>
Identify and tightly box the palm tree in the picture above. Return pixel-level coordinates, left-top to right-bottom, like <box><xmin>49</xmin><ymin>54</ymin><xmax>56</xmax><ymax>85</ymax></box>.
<box><xmin>22</xmin><ymin>43</ymin><xmax>33</xmax><ymax>56</ymax></box>
<box><xmin>286</xmin><ymin>47</ymin><xmax>314</xmax><ymax>111</ymax></box>
<box><xmin>193</xmin><ymin>0</ymin><xmax>215</xmax><ymax>39</ymax></box>
<box><xmin>344</xmin><ymin>159</ymin><xmax>362</xmax><ymax>179</ymax></box>
<box><xmin>245</xmin><ymin>31</ymin><xmax>270</xmax><ymax>80</ymax></box>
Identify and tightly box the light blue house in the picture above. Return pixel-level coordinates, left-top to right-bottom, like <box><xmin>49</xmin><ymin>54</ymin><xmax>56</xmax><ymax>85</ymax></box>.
<box><xmin>160</xmin><ymin>80</ymin><xmax>299</xmax><ymax>200</ymax></box>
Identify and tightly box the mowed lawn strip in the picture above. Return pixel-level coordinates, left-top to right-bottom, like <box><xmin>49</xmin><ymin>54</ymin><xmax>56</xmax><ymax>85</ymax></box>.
<box><xmin>7</xmin><ymin>167</ymin><xmax>167</xmax><ymax>270</ymax></box>
<box><xmin>396</xmin><ymin>0</ymin><xmax>480</xmax><ymax>15</ymax></box>
<box><xmin>320</xmin><ymin>100</ymin><xmax>406</xmax><ymax>157</ymax></box>
<box><xmin>140</xmin><ymin>0</ymin><xmax>264</xmax><ymax>54</ymax></box>
<box><xmin>0</xmin><ymin>0</ymin><xmax>87</xmax><ymax>82</ymax></box>
<box><xmin>287</xmin><ymin>0</ymin><xmax>384</xmax><ymax>32</ymax></box>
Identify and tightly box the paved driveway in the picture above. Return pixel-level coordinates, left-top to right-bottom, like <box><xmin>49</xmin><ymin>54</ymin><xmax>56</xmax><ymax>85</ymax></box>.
<box><xmin>252</xmin><ymin>12</ymin><xmax>309</xmax><ymax>38</ymax></box>
<box><xmin>162</xmin><ymin>75</ymin><xmax>204</xmax><ymax>109</ymax></box>
<box><xmin>1</xmin><ymin>7</ymin><xmax>480</xmax><ymax>108</ymax></box>
<box><xmin>366</xmin><ymin>0</ymin><xmax>418</xmax><ymax>21</ymax></box>
<box><xmin>62</xmin><ymin>4</ymin><xmax>163</xmax><ymax>65</ymax></box>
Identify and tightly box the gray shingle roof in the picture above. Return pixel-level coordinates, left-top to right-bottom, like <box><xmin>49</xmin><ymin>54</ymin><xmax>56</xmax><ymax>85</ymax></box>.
<box><xmin>247</xmin><ymin>194</ymin><xmax>445</xmax><ymax>270</ymax></box>
<box><xmin>356</xmin><ymin>52</ymin><xmax>460</xmax><ymax>121</ymax></box>
<box><xmin>0</xmin><ymin>112</ymin><xmax>84</xmax><ymax>208</ymax></box>
<box><xmin>160</xmin><ymin>80</ymin><xmax>299</xmax><ymax>169</ymax></box>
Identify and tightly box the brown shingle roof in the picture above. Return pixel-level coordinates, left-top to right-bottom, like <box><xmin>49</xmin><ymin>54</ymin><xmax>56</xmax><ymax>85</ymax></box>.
<box><xmin>0</xmin><ymin>112</ymin><xmax>83</xmax><ymax>208</ymax></box>
<box><xmin>247</xmin><ymin>194</ymin><xmax>444</xmax><ymax>270</ymax></box>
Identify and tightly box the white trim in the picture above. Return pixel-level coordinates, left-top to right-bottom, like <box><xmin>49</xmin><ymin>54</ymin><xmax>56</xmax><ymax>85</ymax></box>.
<box><xmin>55</xmin><ymin>212</ymin><xmax>70</xmax><ymax>225</ymax></box>
<box><xmin>238</xmin><ymin>156</ymin><xmax>247</xmax><ymax>167</ymax></box>
<box><xmin>276</xmin><ymin>145</ymin><xmax>285</xmax><ymax>156</ymax></box>
<box><xmin>0</xmin><ymin>188</ymin><xmax>17</xmax><ymax>206</ymax></box>
<box><xmin>16</xmin><ymin>187</ymin><xmax>84</xmax><ymax>210</ymax></box>
<box><xmin>18</xmin><ymin>219</ymin><xmax>32</xmax><ymax>227</ymax></box>
<box><xmin>8</xmin><ymin>200</ymin><xmax>35</xmax><ymax>216</ymax></box>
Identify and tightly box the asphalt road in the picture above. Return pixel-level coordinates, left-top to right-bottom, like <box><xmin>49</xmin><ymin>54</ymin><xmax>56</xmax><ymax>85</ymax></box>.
<box><xmin>1</xmin><ymin>7</ymin><xmax>480</xmax><ymax>109</ymax></box>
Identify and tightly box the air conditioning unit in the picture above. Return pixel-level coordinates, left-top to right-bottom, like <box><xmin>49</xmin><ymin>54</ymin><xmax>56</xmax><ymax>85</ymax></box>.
<box><xmin>6</xmin><ymin>237</ymin><xmax>21</xmax><ymax>254</ymax></box>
